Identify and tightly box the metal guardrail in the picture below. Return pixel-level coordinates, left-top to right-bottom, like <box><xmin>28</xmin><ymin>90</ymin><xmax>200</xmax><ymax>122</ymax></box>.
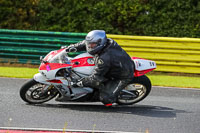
<box><xmin>108</xmin><ymin>35</ymin><xmax>200</xmax><ymax>74</ymax></box>
<box><xmin>0</xmin><ymin>29</ymin><xmax>86</xmax><ymax>64</ymax></box>
<box><xmin>0</xmin><ymin>29</ymin><xmax>200</xmax><ymax>74</ymax></box>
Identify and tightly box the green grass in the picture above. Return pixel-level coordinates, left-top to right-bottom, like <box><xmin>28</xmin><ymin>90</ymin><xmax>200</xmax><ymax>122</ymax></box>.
<box><xmin>0</xmin><ymin>67</ymin><xmax>38</xmax><ymax>78</ymax></box>
<box><xmin>147</xmin><ymin>75</ymin><xmax>200</xmax><ymax>88</ymax></box>
<box><xmin>0</xmin><ymin>66</ymin><xmax>200</xmax><ymax>88</ymax></box>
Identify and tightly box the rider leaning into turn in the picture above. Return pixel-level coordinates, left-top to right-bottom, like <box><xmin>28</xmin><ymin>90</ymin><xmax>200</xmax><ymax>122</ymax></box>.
<box><xmin>65</xmin><ymin>30</ymin><xmax>134</xmax><ymax>106</ymax></box>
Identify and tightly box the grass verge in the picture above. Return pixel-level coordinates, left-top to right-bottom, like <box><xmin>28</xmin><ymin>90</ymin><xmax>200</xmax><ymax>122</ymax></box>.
<box><xmin>0</xmin><ymin>66</ymin><xmax>200</xmax><ymax>89</ymax></box>
<box><xmin>147</xmin><ymin>74</ymin><xmax>200</xmax><ymax>89</ymax></box>
<box><xmin>0</xmin><ymin>67</ymin><xmax>38</xmax><ymax>78</ymax></box>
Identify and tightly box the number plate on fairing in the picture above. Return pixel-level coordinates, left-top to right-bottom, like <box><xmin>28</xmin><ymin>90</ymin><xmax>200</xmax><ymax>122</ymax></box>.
<box><xmin>133</xmin><ymin>59</ymin><xmax>156</xmax><ymax>71</ymax></box>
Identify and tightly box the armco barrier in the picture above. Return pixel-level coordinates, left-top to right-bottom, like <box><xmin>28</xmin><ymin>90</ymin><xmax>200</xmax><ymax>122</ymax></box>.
<box><xmin>108</xmin><ymin>35</ymin><xmax>200</xmax><ymax>74</ymax></box>
<box><xmin>0</xmin><ymin>29</ymin><xmax>86</xmax><ymax>64</ymax></box>
<box><xmin>0</xmin><ymin>29</ymin><xmax>200</xmax><ymax>74</ymax></box>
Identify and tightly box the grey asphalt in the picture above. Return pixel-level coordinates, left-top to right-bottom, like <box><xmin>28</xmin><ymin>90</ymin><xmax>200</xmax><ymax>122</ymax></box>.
<box><xmin>0</xmin><ymin>77</ymin><xmax>200</xmax><ymax>133</ymax></box>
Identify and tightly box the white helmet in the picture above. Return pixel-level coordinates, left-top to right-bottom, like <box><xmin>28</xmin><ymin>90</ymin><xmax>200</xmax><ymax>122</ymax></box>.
<box><xmin>85</xmin><ymin>30</ymin><xmax>107</xmax><ymax>55</ymax></box>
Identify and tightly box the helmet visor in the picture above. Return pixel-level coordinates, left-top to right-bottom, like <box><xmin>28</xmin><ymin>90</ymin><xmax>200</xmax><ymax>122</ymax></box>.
<box><xmin>88</xmin><ymin>42</ymin><xmax>97</xmax><ymax>49</ymax></box>
<box><xmin>86</xmin><ymin>41</ymin><xmax>98</xmax><ymax>51</ymax></box>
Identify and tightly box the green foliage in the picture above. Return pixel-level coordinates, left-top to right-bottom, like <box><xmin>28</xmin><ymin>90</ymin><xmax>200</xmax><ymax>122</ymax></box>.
<box><xmin>0</xmin><ymin>0</ymin><xmax>200</xmax><ymax>37</ymax></box>
<box><xmin>138</xmin><ymin>0</ymin><xmax>200</xmax><ymax>37</ymax></box>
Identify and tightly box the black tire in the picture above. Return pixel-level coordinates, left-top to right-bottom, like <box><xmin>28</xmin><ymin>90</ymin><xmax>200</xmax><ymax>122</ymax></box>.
<box><xmin>117</xmin><ymin>75</ymin><xmax>151</xmax><ymax>105</ymax></box>
<box><xmin>20</xmin><ymin>78</ymin><xmax>58</xmax><ymax>104</ymax></box>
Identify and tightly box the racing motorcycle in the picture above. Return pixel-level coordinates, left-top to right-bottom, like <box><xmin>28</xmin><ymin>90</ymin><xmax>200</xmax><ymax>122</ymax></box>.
<box><xmin>20</xmin><ymin>47</ymin><xmax>156</xmax><ymax>105</ymax></box>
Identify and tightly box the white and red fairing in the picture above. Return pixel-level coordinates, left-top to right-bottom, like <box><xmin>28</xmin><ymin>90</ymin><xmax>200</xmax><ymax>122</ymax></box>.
<box><xmin>132</xmin><ymin>57</ymin><xmax>156</xmax><ymax>77</ymax></box>
<box><xmin>34</xmin><ymin>49</ymin><xmax>156</xmax><ymax>84</ymax></box>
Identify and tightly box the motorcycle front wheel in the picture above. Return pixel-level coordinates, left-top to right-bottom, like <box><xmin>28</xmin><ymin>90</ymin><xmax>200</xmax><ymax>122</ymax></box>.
<box><xmin>117</xmin><ymin>75</ymin><xmax>151</xmax><ymax>105</ymax></box>
<box><xmin>20</xmin><ymin>78</ymin><xmax>58</xmax><ymax>104</ymax></box>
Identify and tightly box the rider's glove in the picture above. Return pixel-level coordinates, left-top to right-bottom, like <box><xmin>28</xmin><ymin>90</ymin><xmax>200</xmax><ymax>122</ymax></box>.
<box><xmin>61</xmin><ymin>44</ymin><xmax>77</xmax><ymax>52</ymax></box>
<box><xmin>65</xmin><ymin>45</ymin><xmax>77</xmax><ymax>52</ymax></box>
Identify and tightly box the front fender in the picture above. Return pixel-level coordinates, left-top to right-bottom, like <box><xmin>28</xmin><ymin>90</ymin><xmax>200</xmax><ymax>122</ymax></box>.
<box><xmin>34</xmin><ymin>73</ymin><xmax>50</xmax><ymax>84</ymax></box>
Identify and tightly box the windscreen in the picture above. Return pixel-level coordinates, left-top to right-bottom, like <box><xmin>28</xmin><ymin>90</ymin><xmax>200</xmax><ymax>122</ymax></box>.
<box><xmin>43</xmin><ymin>49</ymin><xmax>71</xmax><ymax>64</ymax></box>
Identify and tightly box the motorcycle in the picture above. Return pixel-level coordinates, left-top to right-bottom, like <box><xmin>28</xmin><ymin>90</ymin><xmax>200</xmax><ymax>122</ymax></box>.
<box><xmin>20</xmin><ymin>47</ymin><xmax>156</xmax><ymax>105</ymax></box>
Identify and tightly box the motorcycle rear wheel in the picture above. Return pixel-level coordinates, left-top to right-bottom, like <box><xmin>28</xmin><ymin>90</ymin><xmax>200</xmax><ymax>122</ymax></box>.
<box><xmin>117</xmin><ymin>75</ymin><xmax>151</xmax><ymax>105</ymax></box>
<box><xmin>20</xmin><ymin>78</ymin><xmax>58</xmax><ymax>104</ymax></box>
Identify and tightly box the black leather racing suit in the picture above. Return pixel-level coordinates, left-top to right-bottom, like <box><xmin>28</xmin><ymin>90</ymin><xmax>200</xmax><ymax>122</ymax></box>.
<box><xmin>71</xmin><ymin>38</ymin><xmax>134</xmax><ymax>104</ymax></box>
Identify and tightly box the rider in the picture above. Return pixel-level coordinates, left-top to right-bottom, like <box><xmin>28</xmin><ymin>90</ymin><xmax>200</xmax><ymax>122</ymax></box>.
<box><xmin>66</xmin><ymin>30</ymin><xmax>134</xmax><ymax>106</ymax></box>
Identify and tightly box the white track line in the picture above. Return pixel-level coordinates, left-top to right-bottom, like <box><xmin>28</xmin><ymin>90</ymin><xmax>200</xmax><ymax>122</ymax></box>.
<box><xmin>153</xmin><ymin>86</ymin><xmax>200</xmax><ymax>90</ymax></box>
<box><xmin>0</xmin><ymin>127</ymin><xmax>142</xmax><ymax>133</ymax></box>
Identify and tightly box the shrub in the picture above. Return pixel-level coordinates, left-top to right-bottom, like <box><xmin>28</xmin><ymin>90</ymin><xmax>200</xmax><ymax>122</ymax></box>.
<box><xmin>0</xmin><ymin>0</ymin><xmax>199</xmax><ymax>37</ymax></box>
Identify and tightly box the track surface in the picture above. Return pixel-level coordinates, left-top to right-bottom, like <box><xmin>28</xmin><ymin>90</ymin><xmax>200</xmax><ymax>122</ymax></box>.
<box><xmin>0</xmin><ymin>78</ymin><xmax>200</xmax><ymax>133</ymax></box>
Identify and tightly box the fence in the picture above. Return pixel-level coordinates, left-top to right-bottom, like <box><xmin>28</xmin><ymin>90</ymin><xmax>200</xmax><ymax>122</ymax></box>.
<box><xmin>0</xmin><ymin>29</ymin><xmax>86</xmax><ymax>64</ymax></box>
<box><xmin>109</xmin><ymin>35</ymin><xmax>200</xmax><ymax>74</ymax></box>
<box><xmin>0</xmin><ymin>29</ymin><xmax>200</xmax><ymax>74</ymax></box>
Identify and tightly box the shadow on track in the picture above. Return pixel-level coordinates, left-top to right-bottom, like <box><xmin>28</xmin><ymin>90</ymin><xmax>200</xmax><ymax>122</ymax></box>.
<box><xmin>27</xmin><ymin>102</ymin><xmax>189</xmax><ymax>118</ymax></box>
